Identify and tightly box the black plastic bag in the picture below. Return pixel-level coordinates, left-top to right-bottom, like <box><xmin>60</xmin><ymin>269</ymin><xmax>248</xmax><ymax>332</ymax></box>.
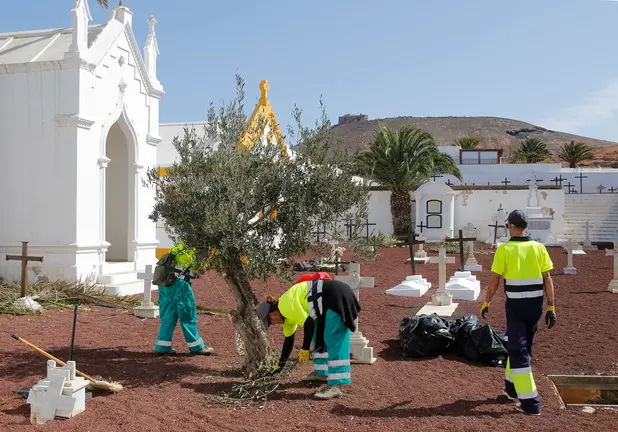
<box><xmin>449</xmin><ymin>315</ymin><xmax>508</xmax><ymax>366</ymax></box>
<box><xmin>399</xmin><ymin>313</ymin><xmax>454</xmax><ymax>357</ymax></box>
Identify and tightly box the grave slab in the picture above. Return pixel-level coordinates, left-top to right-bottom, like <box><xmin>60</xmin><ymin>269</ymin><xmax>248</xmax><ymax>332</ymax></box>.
<box><xmin>386</xmin><ymin>275</ymin><xmax>431</xmax><ymax>298</ymax></box>
<box><xmin>445</xmin><ymin>271</ymin><xmax>481</xmax><ymax>301</ymax></box>
<box><xmin>416</xmin><ymin>302</ymin><xmax>459</xmax><ymax>317</ymax></box>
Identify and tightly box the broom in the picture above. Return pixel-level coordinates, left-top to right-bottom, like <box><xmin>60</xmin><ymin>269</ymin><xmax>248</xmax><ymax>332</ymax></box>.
<box><xmin>10</xmin><ymin>333</ymin><xmax>123</xmax><ymax>392</ymax></box>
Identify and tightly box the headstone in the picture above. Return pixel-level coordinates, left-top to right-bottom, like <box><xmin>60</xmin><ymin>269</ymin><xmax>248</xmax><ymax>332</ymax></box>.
<box><xmin>607</xmin><ymin>243</ymin><xmax>618</xmax><ymax>294</ymax></box>
<box><xmin>562</xmin><ymin>240</ymin><xmax>578</xmax><ymax>275</ymax></box>
<box><xmin>334</xmin><ymin>263</ymin><xmax>375</xmax><ymax>364</ymax></box>
<box><xmin>134</xmin><ymin>265</ymin><xmax>160</xmax><ymax>319</ymax></box>
<box><xmin>416</xmin><ymin>248</ymin><xmax>458</xmax><ymax>316</ymax></box>
<box><xmin>413</xmin><ymin>233</ymin><xmax>430</xmax><ymax>264</ymax></box>
<box><xmin>525</xmin><ymin>176</ymin><xmax>555</xmax><ymax>244</ymax></box>
<box><xmin>582</xmin><ymin>221</ymin><xmax>597</xmax><ymax>250</ymax></box>
<box><xmin>27</xmin><ymin>360</ymin><xmax>88</xmax><ymax>424</ymax></box>
<box><xmin>464</xmin><ymin>241</ymin><xmax>483</xmax><ymax>272</ymax></box>
<box><xmin>445</xmin><ymin>270</ymin><xmax>481</xmax><ymax>301</ymax></box>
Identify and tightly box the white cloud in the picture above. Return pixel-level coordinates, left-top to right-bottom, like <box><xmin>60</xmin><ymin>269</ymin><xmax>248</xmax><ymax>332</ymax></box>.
<box><xmin>541</xmin><ymin>78</ymin><xmax>618</xmax><ymax>134</ymax></box>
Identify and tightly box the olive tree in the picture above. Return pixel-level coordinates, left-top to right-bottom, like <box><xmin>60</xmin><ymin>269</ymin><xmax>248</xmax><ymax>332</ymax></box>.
<box><xmin>146</xmin><ymin>76</ymin><xmax>370</xmax><ymax>376</ymax></box>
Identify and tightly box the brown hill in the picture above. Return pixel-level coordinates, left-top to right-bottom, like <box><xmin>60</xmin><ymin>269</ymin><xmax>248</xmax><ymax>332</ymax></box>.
<box><xmin>331</xmin><ymin>115</ymin><xmax>618</xmax><ymax>165</ymax></box>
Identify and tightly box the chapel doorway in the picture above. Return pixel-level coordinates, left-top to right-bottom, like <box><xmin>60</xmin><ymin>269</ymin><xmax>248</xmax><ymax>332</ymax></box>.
<box><xmin>105</xmin><ymin>122</ymin><xmax>131</xmax><ymax>262</ymax></box>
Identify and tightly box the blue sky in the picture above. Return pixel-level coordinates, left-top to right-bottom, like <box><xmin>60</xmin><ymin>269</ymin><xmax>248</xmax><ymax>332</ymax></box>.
<box><xmin>2</xmin><ymin>0</ymin><xmax>618</xmax><ymax>141</ymax></box>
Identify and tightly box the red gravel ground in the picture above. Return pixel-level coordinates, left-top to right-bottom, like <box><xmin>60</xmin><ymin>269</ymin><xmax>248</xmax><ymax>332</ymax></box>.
<box><xmin>1</xmin><ymin>246</ymin><xmax>617</xmax><ymax>432</ymax></box>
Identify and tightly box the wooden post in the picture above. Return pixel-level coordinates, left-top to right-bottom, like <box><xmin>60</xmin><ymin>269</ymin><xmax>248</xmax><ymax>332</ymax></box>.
<box><xmin>6</xmin><ymin>241</ymin><xmax>44</xmax><ymax>298</ymax></box>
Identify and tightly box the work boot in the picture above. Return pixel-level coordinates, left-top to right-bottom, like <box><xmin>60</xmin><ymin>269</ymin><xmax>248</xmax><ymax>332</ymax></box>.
<box><xmin>192</xmin><ymin>346</ymin><xmax>214</xmax><ymax>356</ymax></box>
<box><xmin>515</xmin><ymin>403</ymin><xmax>541</xmax><ymax>416</ymax></box>
<box><xmin>314</xmin><ymin>385</ymin><xmax>344</xmax><ymax>400</ymax></box>
<box><xmin>502</xmin><ymin>390</ymin><xmax>518</xmax><ymax>401</ymax></box>
<box><xmin>301</xmin><ymin>373</ymin><xmax>328</xmax><ymax>382</ymax></box>
<box><xmin>156</xmin><ymin>349</ymin><xmax>176</xmax><ymax>356</ymax></box>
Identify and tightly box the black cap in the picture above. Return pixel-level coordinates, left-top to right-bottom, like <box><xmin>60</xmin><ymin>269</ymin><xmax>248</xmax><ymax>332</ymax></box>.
<box><xmin>507</xmin><ymin>210</ymin><xmax>528</xmax><ymax>227</ymax></box>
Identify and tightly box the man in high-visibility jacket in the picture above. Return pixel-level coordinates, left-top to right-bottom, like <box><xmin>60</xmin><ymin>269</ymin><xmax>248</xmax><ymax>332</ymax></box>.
<box><xmin>154</xmin><ymin>241</ymin><xmax>214</xmax><ymax>356</ymax></box>
<box><xmin>481</xmin><ymin>210</ymin><xmax>556</xmax><ymax>415</ymax></box>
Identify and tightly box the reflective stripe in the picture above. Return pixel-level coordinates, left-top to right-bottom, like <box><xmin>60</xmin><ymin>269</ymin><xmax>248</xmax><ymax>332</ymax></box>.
<box><xmin>517</xmin><ymin>390</ymin><xmax>539</xmax><ymax>399</ymax></box>
<box><xmin>505</xmin><ymin>374</ymin><xmax>513</xmax><ymax>383</ymax></box>
<box><xmin>328</xmin><ymin>372</ymin><xmax>351</xmax><ymax>380</ymax></box>
<box><xmin>155</xmin><ymin>340</ymin><xmax>172</xmax><ymax>346</ymax></box>
<box><xmin>511</xmin><ymin>366</ymin><xmax>533</xmax><ymax>375</ymax></box>
<box><xmin>505</xmin><ymin>278</ymin><xmax>543</xmax><ymax>286</ymax></box>
<box><xmin>307</xmin><ymin>280</ymin><xmax>324</xmax><ymax>320</ymax></box>
<box><xmin>313</xmin><ymin>352</ymin><xmax>329</xmax><ymax>359</ymax></box>
<box><xmin>187</xmin><ymin>337</ymin><xmax>203</xmax><ymax>348</ymax></box>
<box><xmin>505</xmin><ymin>290</ymin><xmax>544</xmax><ymax>299</ymax></box>
<box><xmin>316</xmin><ymin>280</ymin><xmax>323</xmax><ymax>294</ymax></box>
<box><xmin>313</xmin><ymin>364</ymin><xmax>328</xmax><ymax>371</ymax></box>
<box><xmin>328</xmin><ymin>360</ymin><xmax>351</xmax><ymax>367</ymax></box>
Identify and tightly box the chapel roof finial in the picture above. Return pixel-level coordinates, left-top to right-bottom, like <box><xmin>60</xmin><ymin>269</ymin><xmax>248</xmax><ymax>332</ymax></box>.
<box><xmin>259</xmin><ymin>80</ymin><xmax>269</xmax><ymax>106</ymax></box>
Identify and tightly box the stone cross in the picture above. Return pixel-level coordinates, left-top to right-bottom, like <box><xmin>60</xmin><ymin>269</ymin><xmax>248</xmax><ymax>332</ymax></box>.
<box><xmin>584</xmin><ymin>221</ymin><xmax>592</xmax><ymax>248</ymax></box>
<box><xmin>6</xmin><ymin>241</ymin><xmax>44</xmax><ymax>298</ymax></box>
<box><xmin>334</xmin><ymin>263</ymin><xmax>375</xmax><ymax>364</ymax></box>
<box><xmin>429</xmin><ymin>248</ymin><xmax>456</xmax><ymax>295</ymax></box>
<box><xmin>445</xmin><ymin>229</ymin><xmax>476</xmax><ymax>271</ymax></box>
<box><xmin>415</xmin><ymin>233</ymin><xmax>428</xmax><ymax>259</ymax></box>
<box><xmin>31</xmin><ymin>375</ymin><xmax>77</xmax><ymax>423</ymax></box>
<box><xmin>465</xmin><ymin>241</ymin><xmax>478</xmax><ymax>266</ymax></box>
<box><xmin>563</xmin><ymin>240</ymin><xmax>578</xmax><ymax>275</ymax></box>
<box><xmin>134</xmin><ymin>265</ymin><xmax>160</xmax><ymax>319</ymax></box>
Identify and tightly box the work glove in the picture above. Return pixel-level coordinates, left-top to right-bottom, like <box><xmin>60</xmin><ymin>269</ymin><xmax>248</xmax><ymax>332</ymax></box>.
<box><xmin>298</xmin><ymin>349</ymin><xmax>311</xmax><ymax>363</ymax></box>
<box><xmin>480</xmin><ymin>301</ymin><xmax>489</xmax><ymax>320</ymax></box>
<box><xmin>545</xmin><ymin>306</ymin><xmax>556</xmax><ymax>329</ymax></box>
<box><xmin>271</xmin><ymin>364</ymin><xmax>282</xmax><ymax>374</ymax></box>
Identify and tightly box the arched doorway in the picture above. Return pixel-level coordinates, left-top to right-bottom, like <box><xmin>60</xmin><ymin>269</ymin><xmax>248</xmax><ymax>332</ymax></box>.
<box><xmin>105</xmin><ymin>122</ymin><xmax>132</xmax><ymax>262</ymax></box>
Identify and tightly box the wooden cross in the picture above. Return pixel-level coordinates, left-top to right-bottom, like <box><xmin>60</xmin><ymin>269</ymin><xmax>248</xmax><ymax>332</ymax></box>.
<box><xmin>343</xmin><ymin>220</ymin><xmax>356</xmax><ymax>239</ymax></box>
<box><xmin>333</xmin><ymin>254</ymin><xmax>351</xmax><ymax>276</ymax></box>
<box><xmin>358</xmin><ymin>218</ymin><xmax>377</xmax><ymax>239</ymax></box>
<box><xmin>431</xmin><ymin>173</ymin><xmax>443</xmax><ymax>181</ymax></box>
<box><xmin>6</xmin><ymin>241</ymin><xmax>43</xmax><ymax>298</ymax></box>
<box><xmin>609</xmin><ymin>186</ymin><xmax>617</xmax><ymax>193</ymax></box>
<box><xmin>445</xmin><ymin>179</ymin><xmax>454</xmax><ymax>186</ymax></box>
<box><xmin>313</xmin><ymin>225</ymin><xmax>328</xmax><ymax>244</ymax></box>
<box><xmin>501</xmin><ymin>177</ymin><xmax>511</xmax><ymax>187</ymax></box>
<box><xmin>488</xmin><ymin>221</ymin><xmax>504</xmax><ymax>248</ymax></box>
<box><xmin>563</xmin><ymin>181</ymin><xmax>575</xmax><ymax>194</ymax></box>
<box><xmin>551</xmin><ymin>175</ymin><xmax>565</xmax><ymax>186</ymax></box>
<box><xmin>444</xmin><ymin>229</ymin><xmax>477</xmax><ymax>272</ymax></box>
<box><xmin>575</xmin><ymin>173</ymin><xmax>588</xmax><ymax>194</ymax></box>
<box><xmin>401</xmin><ymin>230</ymin><xmax>425</xmax><ymax>275</ymax></box>
<box><xmin>526</xmin><ymin>177</ymin><xmax>544</xmax><ymax>184</ymax></box>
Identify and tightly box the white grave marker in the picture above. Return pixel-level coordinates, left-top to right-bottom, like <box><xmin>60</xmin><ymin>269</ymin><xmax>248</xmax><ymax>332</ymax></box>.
<box><xmin>334</xmin><ymin>262</ymin><xmax>375</xmax><ymax>364</ymax></box>
<box><xmin>413</xmin><ymin>233</ymin><xmax>430</xmax><ymax>264</ymax></box>
<box><xmin>417</xmin><ymin>248</ymin><xmax>458</xmax><ymax>316</ymax></box>
<box><xmin>608</xmin><ymin>242</ymin><xmax>618</xmax><ymax>293</ymax></box>
<box><xmin>27</xmin><ymin>360</ymin><xmax>88</xmax><ymax>424</ymax></box>
<box><xmin>464</xmin><ymin>241</ymin><xmax>482</xmax><ymax>272</ymax></box>
<box><xmin>134</xmin><ymin>265</ymin><xmax>160</xmax><ymax>319</ymax></box>
<box><xmin>563</xmin><ymin>240</ymin><xmax>578</xmax><ymax>275</ymax></box>
<box><xmin>582</xmin><ymin>221</ymin><xmax>597</xmax><ymax>250</ymax></box>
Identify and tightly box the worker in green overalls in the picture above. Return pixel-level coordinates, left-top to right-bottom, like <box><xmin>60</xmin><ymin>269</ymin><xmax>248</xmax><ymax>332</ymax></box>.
<box><xmin>154</xmin><ymin>241</ymin><xmax>214</xmax><ymax>355</ymax></box>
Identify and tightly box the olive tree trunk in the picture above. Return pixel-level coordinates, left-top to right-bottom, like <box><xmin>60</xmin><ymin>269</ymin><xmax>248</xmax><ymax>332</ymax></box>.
<box><xmin>390</xmin><ymin>190</ymin><xmax>412</xmax><ymax>239</ymax></box>
<box><xmin>223</xmin><ymin>258</ymin><xmax>278</xmax><ymax>378</ymax></box>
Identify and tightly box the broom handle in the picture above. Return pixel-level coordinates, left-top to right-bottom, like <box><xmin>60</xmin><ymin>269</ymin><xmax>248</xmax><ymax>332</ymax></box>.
<box><xmin>10</xmin><ymin>333</ymin><xmax>97</xmax><ymax>384</ymax></box>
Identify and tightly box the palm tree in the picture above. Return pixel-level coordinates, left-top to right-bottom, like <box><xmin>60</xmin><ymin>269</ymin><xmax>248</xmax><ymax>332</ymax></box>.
<box><xmin>556</xmin><ymin>141</ymin><xmax>595</xmax><ymax>168</ymax></box>
<box><xmin>96</xmin><ymin>0</ymin><xmax>108</xmax><ymax>7</ymax></box>
<box><xmin>356</xmin><ymin>124</ymin><xmax>462</xmax><ymax>238</ymax></box>
<box><xmin>511</xmin><ymin>138</ymin><xmax>551</xmax><ymax>163</ymax></box>
<box><xmin>454</xmin><ymin>136</ymin><xmax>481</xmax><ymax>149</ymax></box>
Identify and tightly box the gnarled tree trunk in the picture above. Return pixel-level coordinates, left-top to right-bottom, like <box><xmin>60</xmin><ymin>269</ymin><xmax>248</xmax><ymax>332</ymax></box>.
<box><xmin>223</xmin><ymin>258</ymin><xmax>278</xmax><ymax>378</ymax></box>
<box><xmin>390</xmin><ymin>190</ymin><xmax>412</xmax><ymax>239</ymax></box>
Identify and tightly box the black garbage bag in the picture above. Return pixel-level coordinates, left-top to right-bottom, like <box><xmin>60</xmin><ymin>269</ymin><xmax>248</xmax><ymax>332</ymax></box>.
<box><xmin>449</xmin><ymin>315</ymin><xmax>508</xmax><ymax>366</ymax></box>
<box><xmin>399</xmin><ymin>313</ymin><xmax>454</xmax><ymax>357</ymax></box>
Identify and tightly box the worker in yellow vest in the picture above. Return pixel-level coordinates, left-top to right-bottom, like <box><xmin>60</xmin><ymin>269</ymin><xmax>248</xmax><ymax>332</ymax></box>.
<box><xmin>257</xmin><ymin>276</ymin><xmax>360</xmax><ymax>400</ymax></box>
<box><xmin>481</xmin><ymin>210</ymin><xmax>556</xmax><ymax>415</ymax></box>
<box><xmin>154</xmin><ymin>241</ymin><xmax>214</xmax><ymax>356</ymax></box>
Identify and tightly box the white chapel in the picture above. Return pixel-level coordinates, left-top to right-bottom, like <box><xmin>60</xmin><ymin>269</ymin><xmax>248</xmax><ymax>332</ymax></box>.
<box><xmin>0</xmin><ymin>1</ymin><xmax>162</xmax><ymax>293</ymax></box>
